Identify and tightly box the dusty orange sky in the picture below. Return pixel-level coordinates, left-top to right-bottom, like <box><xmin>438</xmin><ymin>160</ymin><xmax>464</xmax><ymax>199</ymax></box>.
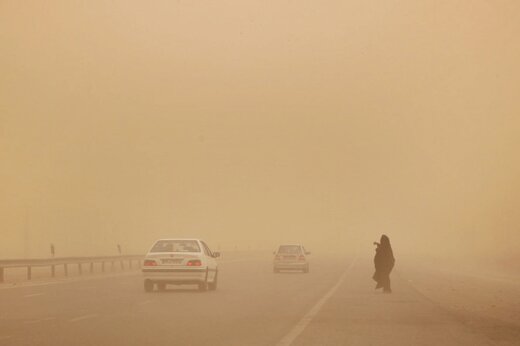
<box><xmin>1</xmin><ymin>1</ymin><xmax>519</xmax><ymax>258</ymax></box>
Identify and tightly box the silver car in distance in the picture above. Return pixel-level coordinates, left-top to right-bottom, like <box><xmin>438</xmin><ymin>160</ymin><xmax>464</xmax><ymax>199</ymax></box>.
<box><xmin>142</xmin><ymin>239</ymin><xmax>220</xmax><ymax>292</ymax></box>
<box><xmin>273</xmin><ymin>244</ymin><xmax>310</xmax><ymax>273</ymax></box>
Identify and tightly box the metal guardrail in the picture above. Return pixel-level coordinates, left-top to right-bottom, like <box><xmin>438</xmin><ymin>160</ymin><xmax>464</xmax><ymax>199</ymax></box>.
<box><xmin>0</xmin><ymin>255</ymin><xmax>143</xmax><ymax>283</ymax></box>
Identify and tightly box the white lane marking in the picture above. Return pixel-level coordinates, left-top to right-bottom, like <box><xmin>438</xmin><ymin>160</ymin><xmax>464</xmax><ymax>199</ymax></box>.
<box><xmin>24</xmin><ymin>293</ymin><xmax>44</xmax><ymax>298</ymax></box>
<box><xmin>276</xmin><ymin>258</ymin><xmax>358</xmax><ymax>346</ymax></box>
<box><xmin>69</xmin><ymin>314</ymin><xmax>98</xmax><ymax>323</ymax></box>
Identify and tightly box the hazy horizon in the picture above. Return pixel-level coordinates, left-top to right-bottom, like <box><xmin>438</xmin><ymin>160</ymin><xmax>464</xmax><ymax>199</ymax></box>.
<box><xmin>1</xmin><ymin>0</ymin><xmax>519</xmax><ymax>260</ymax></box>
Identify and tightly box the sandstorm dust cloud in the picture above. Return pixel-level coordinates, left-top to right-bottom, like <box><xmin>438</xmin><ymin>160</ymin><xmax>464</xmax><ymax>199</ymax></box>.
<box><xmin>1</xmin><ymin>1</ymin><xmax>519</xmax><ymax>263</ymax></box>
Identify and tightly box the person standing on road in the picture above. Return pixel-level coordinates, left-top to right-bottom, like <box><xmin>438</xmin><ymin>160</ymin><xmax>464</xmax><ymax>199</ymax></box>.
<box><xmin>372</xmin><ymin>234</ymin><xmax>395</xmax><ymax>293</ymax></box>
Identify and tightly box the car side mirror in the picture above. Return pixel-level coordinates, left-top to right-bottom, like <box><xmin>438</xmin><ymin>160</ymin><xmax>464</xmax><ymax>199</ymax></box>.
<box><xmin>213</xmin><ymin>252</ymin><xmax>221</xmax><ymax>258</ymax></box>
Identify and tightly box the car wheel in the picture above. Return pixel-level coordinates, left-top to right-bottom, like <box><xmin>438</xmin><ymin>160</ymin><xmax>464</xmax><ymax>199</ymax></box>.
<box><xmin>198</xmin><ymin>281</ymin><xmax>208</xmax><ymax>292</ymax></box>
<box><xmin>208</xmin><ymin>272</ymin><xmax>218</xmax><ymax>291</ymax></box>
<box><xmin>157</xmin><ymin>283</ymin><xmax>166</xmax><ymax>291</ymax></box>
<box><xmin>144</xmin><ymin>280</ymin><xmax>154</xmax><ymax>293</ymax></box>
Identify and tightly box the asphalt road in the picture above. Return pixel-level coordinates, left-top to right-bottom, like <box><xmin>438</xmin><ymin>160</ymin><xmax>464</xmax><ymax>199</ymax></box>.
<box><xmin>1</xmin><ymin>254</ymin><xmax>519</xmax><ymax>346</ymax></box>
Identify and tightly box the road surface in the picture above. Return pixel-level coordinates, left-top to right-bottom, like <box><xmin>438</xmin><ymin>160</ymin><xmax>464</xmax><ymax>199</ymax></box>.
<box><xmin>1</xmin><ymin>254</ymin><xmax>519</xmax><ymax>345</ymax></box>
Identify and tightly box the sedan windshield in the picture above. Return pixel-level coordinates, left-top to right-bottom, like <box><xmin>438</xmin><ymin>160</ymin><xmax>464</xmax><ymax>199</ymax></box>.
<box><xmin>150</xmin><ymin>240</ymin><xmax>201</xmax><ymax>253</ymax></box>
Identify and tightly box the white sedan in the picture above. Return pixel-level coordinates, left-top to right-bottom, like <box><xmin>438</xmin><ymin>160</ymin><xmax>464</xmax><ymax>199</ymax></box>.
<box><xmin>142</xmin><ymin>239</ymin><xmax>219</xmax><ymax>292</ymax></box>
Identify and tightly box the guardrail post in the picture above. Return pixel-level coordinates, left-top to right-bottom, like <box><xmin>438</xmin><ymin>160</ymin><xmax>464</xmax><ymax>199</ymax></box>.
<box><xmin>64</xmin><ymin>263</ymin><xmax>68</xmax><ymax>277</ymax></box>
<box><xmin>120</xmin><ymin>260</ymin><xmax>124</xmax><ymax>270</ymax></box>
<box><xmin>51</xmin><ymin>265</ymin><xmax>55</xmax><ymax>278</ymax></box>
<box><xmin>129</xmin><ymin>259</ymin><xmax>132</xmax><ymax>269</ymax></box>
<box><xmin>101</xmin><ymin>261</ymin><xmax>105</xmax><ymax>272</ymax></box>
<box><xmin>27</xmin><ymin>266</ymin><xmax>32</xmax><ymax>280</ymax></box>
<box><xmin>90</xmin><ymin>262</ymin><xmax>94</xmax><ymax>274</ymax></box>
<box><xmin>78</xmin><ymin>263</ymin><xmax>82</xmax><ymax>275</ymax></box>
<box><xmin>111</xmin><ymin>261</ymin><xmax>115</xmax><ymax>271</ymax></box>
<box><xmin>0</xmin><ymin>267</ymin><xmax>4</xmax><ymax>283</ymax></box>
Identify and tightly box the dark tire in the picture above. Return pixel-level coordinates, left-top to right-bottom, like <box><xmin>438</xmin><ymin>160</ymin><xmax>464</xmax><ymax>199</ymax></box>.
<box><xmin>144</xmin><ymin>280</ymin><xmax>154</xmax><ymax>293</ymax></box>
<box><xmin>198</xmin><ymin>281</ymin><xmax>208</xmax><ymax>292</ymax></box>
<box><xmin>208</xmin><ymin>272</ymin><xmax>218</xmax><ymax>291</ymax></box>
<box><xmin>157</xmin><ymin>283</ymin><xmax>166</xmax><ymax>291</ymax></box>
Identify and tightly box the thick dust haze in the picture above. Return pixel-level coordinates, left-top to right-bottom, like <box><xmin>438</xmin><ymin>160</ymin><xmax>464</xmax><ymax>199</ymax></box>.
<box><xmin>1</xmin><ymin>1</ymin><xmax>519</xmax><ymax>261</ymax></box>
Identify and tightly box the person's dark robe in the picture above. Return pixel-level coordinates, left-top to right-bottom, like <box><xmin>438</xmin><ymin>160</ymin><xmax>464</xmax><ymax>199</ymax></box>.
<box><xmin>372</xmin><ymin>236</ymin><xmax>395</xmax><ymax>292</ymax></box>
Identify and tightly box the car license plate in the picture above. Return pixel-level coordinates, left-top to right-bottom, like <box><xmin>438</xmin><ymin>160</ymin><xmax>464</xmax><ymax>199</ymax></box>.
<box><xmin>162</xmin><ymin>258</ymin><xmax>182</xmax><ymax>264</ymax></box>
